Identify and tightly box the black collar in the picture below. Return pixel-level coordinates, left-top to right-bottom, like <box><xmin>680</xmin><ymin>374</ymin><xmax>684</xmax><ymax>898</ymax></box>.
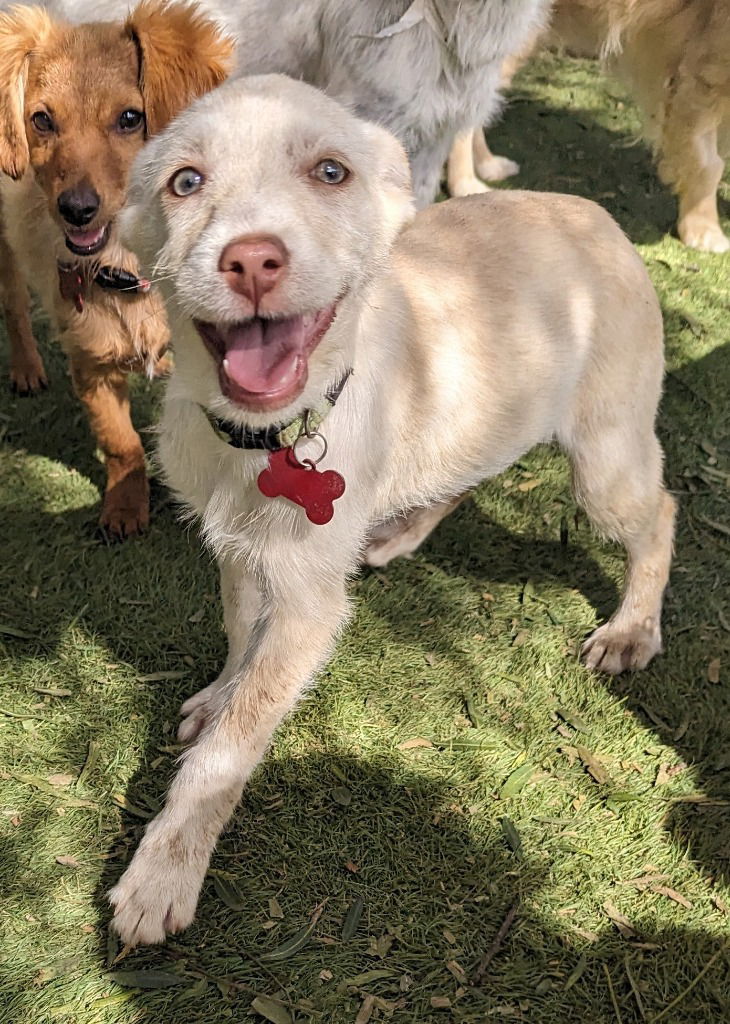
<box><xmin>202</xmin><ymin>369</ymin><xmax>352</xmax><ymax>451</ymax></box>
<box><xmin>58</xmin><ymin>263</ymin><xmax>151</xmax><ymax>313</ymax></box>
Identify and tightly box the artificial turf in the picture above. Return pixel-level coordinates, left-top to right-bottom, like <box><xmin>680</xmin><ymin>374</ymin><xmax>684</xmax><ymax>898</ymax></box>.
<box><xmin>1</xmin><ymin>51</ymin><xmax>729</xmax><ymax>1023</ymax></box>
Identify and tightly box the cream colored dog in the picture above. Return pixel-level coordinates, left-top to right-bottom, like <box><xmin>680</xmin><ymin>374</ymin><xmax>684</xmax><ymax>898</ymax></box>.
<box><xmin>109</xmin><ymin>74</ymin><xmax>675</xmax><ymax>945</ymax></box>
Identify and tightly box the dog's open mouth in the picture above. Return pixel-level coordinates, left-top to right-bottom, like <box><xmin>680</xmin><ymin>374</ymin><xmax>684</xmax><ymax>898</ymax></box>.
<box><xmin>195</xmin><ymin>304</ymin><xmax>338</xmax><ymax>411</ymax></box>
<box><xmin>64</xmin><ymin>223</ymin><xmax>110</xmax><ymax>257</ymax></box>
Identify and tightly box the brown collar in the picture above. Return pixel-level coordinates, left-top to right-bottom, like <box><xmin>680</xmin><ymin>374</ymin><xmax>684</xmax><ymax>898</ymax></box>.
<box><xmin>57</xmin><ymin>263</ymin><xmax>151</xmax><ymax>313</ymax></box>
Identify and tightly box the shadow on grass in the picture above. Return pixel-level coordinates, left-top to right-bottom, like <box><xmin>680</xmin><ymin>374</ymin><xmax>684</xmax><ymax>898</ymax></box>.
<box><xmin>0</xmin><ymin>347</ymin><xmax>729</xmax><ymax>1020</ymax></box>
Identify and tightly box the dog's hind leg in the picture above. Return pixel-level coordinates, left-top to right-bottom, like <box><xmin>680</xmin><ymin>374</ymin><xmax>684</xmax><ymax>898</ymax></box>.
<box><xmin>109</xmin><ymin>568</ymin><xmax>350</xmax><ymax>945</ymax></box>
<box><xmin>69</xmin><ymin>353</ymin><xmax>148</xmax><ymax>538</ymax></box>
<box><xmin>364</xmin><ymin>494</ymin><xmax>467</xmax><ymax>567</ymax></box>
<box><xmin>562</xmin><ymin>415</ymin><xmax>675</xmax><ymax>675</ymax></box>
<box><xmin>0</xmin><ymin>207</ymin><xmax>46</xmax><ymax>394</ymax></box>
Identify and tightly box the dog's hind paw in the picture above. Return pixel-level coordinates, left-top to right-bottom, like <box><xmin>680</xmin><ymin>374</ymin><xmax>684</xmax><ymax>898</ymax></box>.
<box><xmin>178</xmin><ymin>683</ymin><xmax>220</xmax><ymax>742</ymax></box>
<box><xmin>475</xmin><ymin>153</ymin><xmax>520</xmax><ymax>182</ymax></box>
<box><xmin>581</xmin><ymin>617</ymin><xmax>662</xmax><ymax>674</ymax></box>
<box><xmin>10</xmin><ymin>356</ymin><xmax>48</xmax><ymax>395</ymax></box>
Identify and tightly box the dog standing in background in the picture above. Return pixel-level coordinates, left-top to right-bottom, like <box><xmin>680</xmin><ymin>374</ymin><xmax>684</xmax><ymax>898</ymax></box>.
<box><xmin>37</xmin><ymin>0</ymin><xmax>552</xmax><ymax>208</ymax></box>
<box><xmin>0</xmin><ymin>2</ymin><xmax>232</xmax><ymax>535</ymax></box>
<box><xmin>108</xmin><ymin>75</ymin><xmax>675</xmax><ymax>944</ymax></box>
<box><xmin>449</xmin><ymin>0</ymin><xmax>730</xmax><ymax>253</ymax></box>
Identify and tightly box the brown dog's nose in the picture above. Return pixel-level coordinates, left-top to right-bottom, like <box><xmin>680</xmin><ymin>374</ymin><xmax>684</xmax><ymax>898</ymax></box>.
<box><xmin>219</xmin><ymin>235</ymin><xmax>289</xmax><ymax>305</ymax></box>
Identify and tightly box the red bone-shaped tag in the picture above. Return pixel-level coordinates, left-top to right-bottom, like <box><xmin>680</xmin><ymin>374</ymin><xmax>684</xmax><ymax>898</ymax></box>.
<box><xmin>258</xmin><ymin>447</ymin><xmax>345</xmax><ymax>524</ymax></box>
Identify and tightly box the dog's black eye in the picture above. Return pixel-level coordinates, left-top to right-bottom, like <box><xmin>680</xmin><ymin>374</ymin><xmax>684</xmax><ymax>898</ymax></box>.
<box><xmin>311</xmin><ymin>158</ymin><xmax>349</xmax><ymax>185</ymax></box>
<box><xmin>30</xmin><ymin>111</ymin><xmax>55</xmax><ymax>134</ymax></box>
<box><xmin>169</xmin><ymin>167</ymin><xmax>205</xmax><ymax>197</ymax></box>
<box><xmin>118</xmin><ymin>109</ymin><xmax>144</xmax><ymax>133</ymax></box>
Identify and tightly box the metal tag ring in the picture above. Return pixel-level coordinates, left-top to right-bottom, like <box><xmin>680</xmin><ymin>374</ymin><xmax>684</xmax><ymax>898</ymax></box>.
<box><xmin>292</xmin><ymin>429</ymin><xmax>328</xmax><ymax>468</ymax></box>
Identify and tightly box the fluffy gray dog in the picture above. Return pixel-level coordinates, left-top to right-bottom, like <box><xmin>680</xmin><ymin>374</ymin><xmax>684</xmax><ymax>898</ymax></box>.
<box><xmin>34</xmin><ymin>0</ymin><xmax>549</xmax><ymax>205</ymax></box>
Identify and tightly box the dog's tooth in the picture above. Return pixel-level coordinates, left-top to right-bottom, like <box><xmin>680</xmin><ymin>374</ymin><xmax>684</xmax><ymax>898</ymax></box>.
<box><xmin>223</xmin><ymin>358</ymin><xmax>230</xmax><ymax>372</ymax></box>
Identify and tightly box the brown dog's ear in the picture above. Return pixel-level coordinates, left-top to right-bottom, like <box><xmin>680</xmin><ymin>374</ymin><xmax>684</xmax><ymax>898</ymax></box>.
<box><xmin>126</xmin><ymin>1</ymin><xmax>234</xmax><ymax>136</ymax></box>
<box><xmin>0</xmin><ymin>5</ymin><xmax>54</xmax><ymax>179</ymax></box>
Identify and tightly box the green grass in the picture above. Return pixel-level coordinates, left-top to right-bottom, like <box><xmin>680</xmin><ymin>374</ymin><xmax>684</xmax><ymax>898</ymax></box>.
<box><xmin>1</xmin><ymin>52</ymin><xmax>729</xmax><ymax>1024</ymax></box>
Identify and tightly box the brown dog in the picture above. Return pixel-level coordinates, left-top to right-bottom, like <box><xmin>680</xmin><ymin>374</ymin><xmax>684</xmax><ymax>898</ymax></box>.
<box><xmin>0</xmin><ymin>2</ymin><xmax>233</xmax><ymax>535</ymax></box>
<box><xmin>448</xmin><ymin>0</ymin><xmax>730</xmax><ymax>253</ymax></box>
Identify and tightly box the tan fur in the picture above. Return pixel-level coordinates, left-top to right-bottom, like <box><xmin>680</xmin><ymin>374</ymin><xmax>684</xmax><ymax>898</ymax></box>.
<box><xmin>0</xmin><ymin>2</ymin><xmax>233</xmax><ymax>534</ymax></box>
<box><xmin>449</xmin><ymin>0</ymin><xmax>730</xmax><ymax>252</ymax></box>
<box><xmin>107</xmin><ymin>76</ymin><xmax>675</xmax><ymax>945</ymax></box>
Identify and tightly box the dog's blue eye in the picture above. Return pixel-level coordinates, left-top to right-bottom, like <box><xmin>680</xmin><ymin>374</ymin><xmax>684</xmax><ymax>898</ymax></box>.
<box><xmin>30</xmin><ymin>111</ymin><xmax>54</xmax><ymax>134</ymax></box>
<box><xmin>311</xmin><ymin>158</ymin><xmax>349</xmax><ymax>185</ymax></box>
<box><xmin>118</xmin><ymin>109</ymin><xmax>144</xmax><ymax>132</ymax></box>
<box><xmin>169</xmin><ymin>167</ymin><xmax>205</xmax><ymax>197</ymax></box>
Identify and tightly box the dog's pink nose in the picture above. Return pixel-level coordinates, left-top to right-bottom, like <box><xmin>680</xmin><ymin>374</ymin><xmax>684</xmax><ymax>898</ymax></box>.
<box><xmin>219</xmin><ymin>235</ymin><xmax>289</xmax><ymax>305</ymax></box>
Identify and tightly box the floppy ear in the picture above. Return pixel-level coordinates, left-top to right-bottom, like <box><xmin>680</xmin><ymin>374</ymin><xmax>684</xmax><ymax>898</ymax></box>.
<box><xmin>126</xmin><ymin>0</ymin><xmax>234</xmax><ymax>136</ymax></box>
<box><xmin>362</xmin><ymin>122</ymin><xmax>415</xmax><ymax>238</ymax></box>
<box><xmin>0</xmin><ymin>5</ymin><xmax>54</xmax><ymax>179</ymax></box>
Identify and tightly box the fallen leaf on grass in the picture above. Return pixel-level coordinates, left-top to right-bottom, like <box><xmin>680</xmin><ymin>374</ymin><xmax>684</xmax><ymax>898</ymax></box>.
<box><xmin>708</xmin><ymin>658</ymin><xmax>721</xmax><ymax>684</ymax></box>
<box><xmin>34</xmin><ymin>957</ymin><xmax>82</xmax><ymax>985</ymax></box>
<box><xmin>268</xmin><ymin>896</ymin><xmax>284</xmax><ymax>919</ymax></box>
<box><xmin>651</xmin><ymin>886</ymin><xmax>693</xmax><ymax>909</ymax></box>
<box><xmin>398</xmin><ymin>737</ymin><xmax>434</xmax><ymax>750</ymax></box>
<box><xmin>55</xmin><ymin>855</ymin><xmax>79</xmax><ymax>868</ymax></box>
<box><xmin>213</xmin><ymin>874</ymin><xmax>247</xmax><ymax>911</ymax></box>
<box><xmin>337</xmin><ymin>969</ymin><xmax>396</xmax><ymax>993</ymax></box>
<box><xmin>618</xmin><ymin>874</ymin><xmax>669</xmax><ymax>891</ymax></box>
<box><xmin>331</xmin><ymin>786</ymin><xmax>352</xmax><ymax>806</ymax></box>
<box><xmin>576</xmin><ymin>746</ymin><xmax>611</xmax><ymax>785</ymax></box>
<box><xmin>354</xmin><ymin>995</ymin><xmax>375</xmax><ymax>1024</ymax></box>
<box><xmin>603</xmin><ymin>901</ymin><xmax>636</xmax><ymax>938</ymax></box>
<box><xmin>188</xmin><ymin>609</ymin><xmax>205</xmax><ymax>623</ymax></box>
<box><xmin>564</xmin><ymin>954</ymin><xmax>588</xmax><ymax>991</ymax></box>
<box><xmin>446</xmin><ymin>960</ymin><xmax>467</xmax><ymax>983</ymax></box>
<box><xmin>258</xmin><ymin>903</ymin><xmax>324</xmax><ymax>962</ymax></box>
<box><xmin>342</xmin><ymin>897</ymin><xmax>364</xmax><ymax>940</ymax></box>
<box><xmin>517</xmin><ymin>478</ymin><xmax>541</xmax><ymax>492</ymax></box>
<box><xmin>500</xmin><ymin>817</ymin><xmax>523</xmax><ymax>858</ymax></box>
<box><xmin>430</xmin><ymin>995</ymin><xmax>451</xmax><ymax>1009</ymax></box>
<box><xmin>112</xmin><ymin>794</ymin><xmax>153</xmax><ymax>819</ymax></box>
<box><xmin>105</xmin><ymin>969</ymin><xmax>185</xmax><ymax>989</ymax></box>
<box><xmin>47</xmin><ymin>774</ymin><xmax>75</xmax><ymax>787</ymax></box>
<box><xmin>251</xmin><ymin>996</ymin><xmax>292</xmax><ymax>1024</ymax></box>
<box><xmin>500</xmin><ymin>762</ymin><xmax>535</xmax><ymax>799</ymax></box>
<box><xmin>32</xmin><ymin>687</ymin><xmax>72</xmax><ymax>697</ymax></box>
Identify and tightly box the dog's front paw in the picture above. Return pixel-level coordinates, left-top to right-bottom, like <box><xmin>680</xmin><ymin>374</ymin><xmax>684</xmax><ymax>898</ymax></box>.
<box><xmin>475</xmin><ymin>153</ymin><xmax>520</xmax><ymax>182</ymax></box>
<box><xmin>581</xmin><ymin>617</ymin><xmax>662</xmax><ymax>674</ymax></box>
<box><xmin>678</xmin><ymin>217</ymin><xmax>730</xmax><ymax>253</ymax></box>
<box><xmin>109</xmin><ymin>837</ymin><xmax>205</xmax><ymax>946</ymax></box>
<box><xmin>100</xmin><ymin>468</ymin><xmax>150</xmax><ymax>538</ymax></box>
<box><xmin>10</xmin><ymin>352</ymin><xmax>48</xmax><ymax>395</ymax></box>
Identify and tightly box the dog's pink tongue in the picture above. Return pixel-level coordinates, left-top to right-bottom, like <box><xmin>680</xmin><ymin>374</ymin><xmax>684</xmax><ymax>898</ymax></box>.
<box><xmin>223</xmin><ymin>318</ymin><xmax>307</xmax><ymax>394</ymax></box>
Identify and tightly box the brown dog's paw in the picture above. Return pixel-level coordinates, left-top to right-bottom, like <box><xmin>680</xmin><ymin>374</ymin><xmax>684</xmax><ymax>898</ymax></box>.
<box><xmin>100</xmin><ymin>470</ymin><xmax>150</xmax><ymax>539</ymax></box>
<box><xmin>10</xmin><ymin>355</ymin><xmax>48</xmax><ymax>396</ymax></box>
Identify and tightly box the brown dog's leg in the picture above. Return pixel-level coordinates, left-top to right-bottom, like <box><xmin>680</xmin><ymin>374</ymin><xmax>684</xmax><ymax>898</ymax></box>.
<box><xmin>658</xmin><ymin>83</ymin><xmax>728</xmax><ymax>253</ymax></box>
<box><xmin>0</xmin><ymin>210</ymin><xmax>47</xmax><ymax>394</ymax></box>
<box><xmin>69</xmin><ymin>352</ymin><xmax>149</xmax><ymax>537</ymax></box>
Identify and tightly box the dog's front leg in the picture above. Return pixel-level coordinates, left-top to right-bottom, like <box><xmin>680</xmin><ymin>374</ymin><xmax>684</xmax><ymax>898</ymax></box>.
<box><xmin>109</xmin><ymin>571</ymin><xmax>350</xmax><ymax>946</ymax></box>
<box><xmin>69</xmin><ymin>354</ymin><xmax>149</xmax><ymax>538</ymax></box>
<box><xmin>178</xmin><ymin>556</ymin><xmax>262</xmax><ymax>743</ymax></box>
